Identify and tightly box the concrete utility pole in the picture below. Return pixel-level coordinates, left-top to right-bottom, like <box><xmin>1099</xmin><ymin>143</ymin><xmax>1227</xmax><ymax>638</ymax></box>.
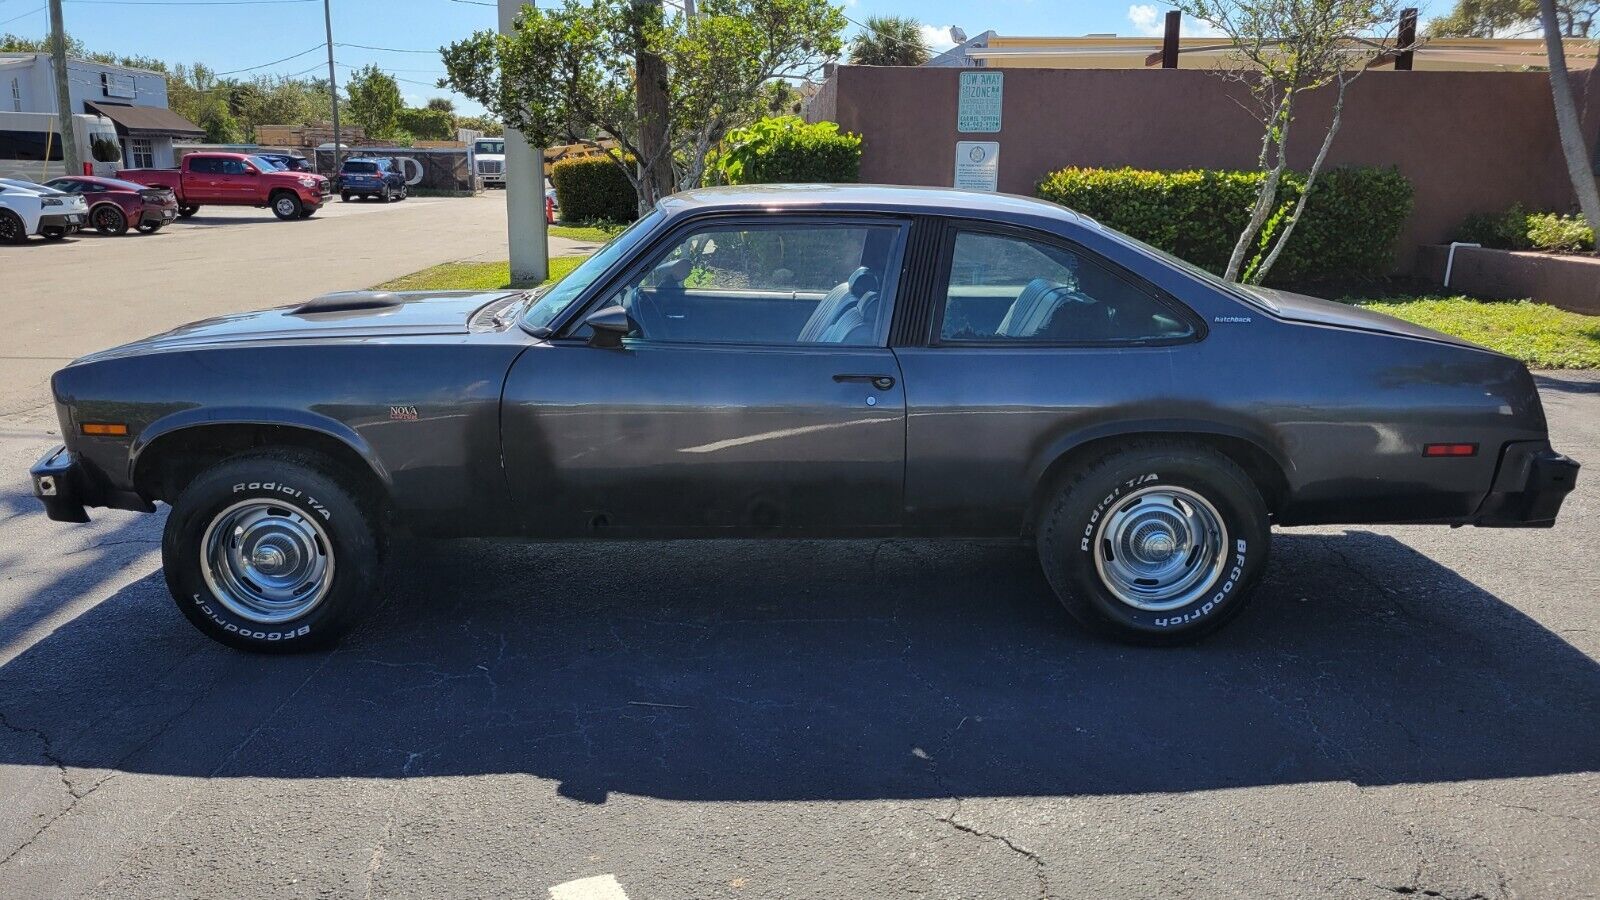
<box><xmin>47</xmin><ymin>0</ymin><xmax>81</xmax><ymax>175</ymax></box>
<box><xmin>498</xmin><ymin>0</ymin><xmax>548</xmax><ymax>284</ymax></box>
<box><xmin>323</xmin><ymin>0</ymin><xmax>342</xmax><ymax>175</ymax></box>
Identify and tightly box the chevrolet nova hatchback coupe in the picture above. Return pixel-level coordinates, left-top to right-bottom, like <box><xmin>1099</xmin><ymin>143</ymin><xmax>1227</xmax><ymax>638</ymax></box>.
<box><xmin>30</xmin><ymin>186</ymin><xmax>1579</xmax><ymax>651</ymax></box>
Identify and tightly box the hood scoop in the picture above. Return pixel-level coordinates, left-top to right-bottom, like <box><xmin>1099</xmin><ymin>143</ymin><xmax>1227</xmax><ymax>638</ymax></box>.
<box><xmin>291</xmin><ymin>291</ymin><xmax>405</xmax><ymax>317</ymax></box>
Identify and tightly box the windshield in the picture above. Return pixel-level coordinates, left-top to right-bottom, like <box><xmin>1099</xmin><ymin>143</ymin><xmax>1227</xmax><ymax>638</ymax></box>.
<box><xmin>523</xmin><ymin>210</ymin><xmax>664</xmax><ymax>332</ymax></box>
<box><xmin>248</xmin><ymin>156</ymin><xmax>282</xmax><ymax>173</ymax></box>
<box><xmin>475</xmin><ymin>141</ymin><xmax>505</xmax><ymax>155</ymax></box>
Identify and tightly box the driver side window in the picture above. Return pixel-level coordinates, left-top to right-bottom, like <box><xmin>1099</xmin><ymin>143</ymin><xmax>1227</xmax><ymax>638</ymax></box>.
<box><xmin>611</xmin><ymin>222</ymin><xmax>903</xmax><ymax>347</ymax></box>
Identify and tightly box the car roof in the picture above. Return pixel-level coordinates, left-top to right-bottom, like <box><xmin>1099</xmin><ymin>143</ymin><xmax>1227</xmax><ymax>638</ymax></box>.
<box><xmin>343</xmin><ymin>157</ymin><xmax>384</xmax><ymax>163</ymax></box>
<box><xmin>657</xmin><ymin>184</ymin><xmax>1086</xmax><ymax>226</ymax></box>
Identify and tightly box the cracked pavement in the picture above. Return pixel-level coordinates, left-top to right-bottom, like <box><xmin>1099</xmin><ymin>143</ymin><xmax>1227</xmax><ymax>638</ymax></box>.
<box><xmin>0</xmin><ymin>213</ymin><xmax>1596</xmax><ymax>896</ymax></box>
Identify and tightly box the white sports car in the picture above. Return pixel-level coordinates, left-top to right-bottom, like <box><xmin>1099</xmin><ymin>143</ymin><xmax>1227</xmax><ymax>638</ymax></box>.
<box><xmin>0</xmin><ymin>178</ymin><xmax>88</xmax><ymax>243</ymax></box>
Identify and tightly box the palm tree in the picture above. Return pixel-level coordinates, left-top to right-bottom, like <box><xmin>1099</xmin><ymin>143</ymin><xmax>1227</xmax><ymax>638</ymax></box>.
<box><xmin>1538</xmin><ymin>0</ymin><xmax>1600</xmax><ymax>243</ymax></box>
<box><xmin>848</xmin><ymin>16</ymin><xmax>930</xmax><ymax>67</ymax></box>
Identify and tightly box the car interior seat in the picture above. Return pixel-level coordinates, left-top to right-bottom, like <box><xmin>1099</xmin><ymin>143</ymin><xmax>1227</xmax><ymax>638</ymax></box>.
<box><xmin>798</xmin><ymin>267</ymin><xmax>877</xmax><ymax>343</ymax></box>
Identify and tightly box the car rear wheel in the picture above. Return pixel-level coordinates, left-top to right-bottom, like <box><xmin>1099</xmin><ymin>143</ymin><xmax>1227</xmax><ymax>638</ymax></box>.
<box><xmin>398</xmin><ymin>184</ymin><xmax>408</xmax><ymax>200</ymax></box>
<box><xmin>177</xmin><ymin>204</ymin><xmax>199</xmax><ymax>218</ymax></box>
<box><xmin>271</xmin><ymin>192</ymin><xmax>303</xmax><ymax>220</ymax></box>
<box><xmin>0</xmin><ymin>210</ymin><xmax>25</xmax><ymax>244</ymax></box>
<box><xmin>341</xmin><ymin>191</ymin><xmax>351</xmax><ymax>202</ymax></box>
<box><xmin>137</xmin><ymin>221</ymin><xmax>163</xmax><ymax>234</ymax></box>
<box><xmin>1036</xmin><ymin>441</ymin><xmax>1269</xmax><ymax>645</ymax></box>
<box><xmin>92</xmin><ymin>204</ymin><xmax>128</xmax><ymax>236</ymax></box>
<box><xmin>162</xmin><ymin>450</ymin><xmax>384</xmax><ymax>652</ymax></box>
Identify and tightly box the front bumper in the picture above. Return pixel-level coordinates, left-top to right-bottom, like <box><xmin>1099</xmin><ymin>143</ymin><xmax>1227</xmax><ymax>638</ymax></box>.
<box><xmin>1473</xmin><ymin>443</ymin><xmax>1580</xmax><ymax>527</ymax></box>
<box><xmin>30</xmin><ymin>444</ymin><xmax>155</xmax><ymax>523</ymax></box>
<box><xmin>30</xmin><ymin>445</ymin><xmax>89</xmax><ymax>523</ymax></box>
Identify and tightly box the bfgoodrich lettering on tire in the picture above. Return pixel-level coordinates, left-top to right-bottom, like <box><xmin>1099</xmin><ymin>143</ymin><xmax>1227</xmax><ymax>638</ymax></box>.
<box><xmin>162</xmin><ymin>449</ymin><xmax>383</xmax><ymax>652</ymax></box>
<box><xmin>1037</xmin><ymin>440</ymin><xmax>1269</xmax><ymax>645</ymax></box>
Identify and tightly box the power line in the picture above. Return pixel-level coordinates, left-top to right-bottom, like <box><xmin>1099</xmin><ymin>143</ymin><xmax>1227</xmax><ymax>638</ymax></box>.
<box><xmin>0</xmin><ymin>3</ymin><xmax>44</xmax><ymax>24</ymax></box>
<box><xmin>214</xmin><ymin>42</ymin><xmax>324</xmax><ymax>75</ymax></box>
<box><xmin>335</xmin><ymin>41</ymin><xmax>438</xmax><ymax>54</ymax></box>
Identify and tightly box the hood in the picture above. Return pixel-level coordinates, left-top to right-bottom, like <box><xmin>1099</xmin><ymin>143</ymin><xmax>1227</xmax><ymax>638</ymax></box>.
<box><xmin>75</xmin><ymin>290</ymin><xmax>519</xmax><ymax>362</ymax></box>
<box><xmin>1242</xmin><ymin>287</ymin><xmax>1488</xmax><ymax>353</ymax></box>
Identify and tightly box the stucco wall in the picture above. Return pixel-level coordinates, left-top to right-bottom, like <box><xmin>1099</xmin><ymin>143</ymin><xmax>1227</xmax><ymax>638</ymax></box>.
<box><xmin>818</xmin><ymin>65</ymin><xmax>1600</xmax><ymax>272</ymax></box>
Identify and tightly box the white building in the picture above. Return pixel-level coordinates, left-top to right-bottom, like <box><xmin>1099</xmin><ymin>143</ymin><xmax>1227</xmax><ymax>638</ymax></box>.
<box><xmin>0</xmin><ymin>53</ymin><xmax>203</xmax><ymax>169</ymax></box>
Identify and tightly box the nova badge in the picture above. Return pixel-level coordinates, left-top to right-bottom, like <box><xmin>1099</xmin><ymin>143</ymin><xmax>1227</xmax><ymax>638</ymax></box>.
<box><xmin>389</xmin><ymin>405</ymin><xmax>420</xmax><ymax>421</ymax></box>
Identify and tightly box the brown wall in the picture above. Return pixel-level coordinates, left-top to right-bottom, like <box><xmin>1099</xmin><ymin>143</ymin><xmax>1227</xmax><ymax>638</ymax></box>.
<box><xmin>818</xmin><ymin>66</ymin><xmax>1600</xmax><ymax>271</ymax></box>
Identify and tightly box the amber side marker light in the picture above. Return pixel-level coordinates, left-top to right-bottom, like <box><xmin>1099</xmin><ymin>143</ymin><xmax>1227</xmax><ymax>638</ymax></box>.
<box><xmin>81</xmin><ymin>423</ymin><xmax>129</xmax><ymax>437</ymax></box>
<box><xmin>1423</xmin><ymin>443</ymin><xmax>1477</xmax><ymax>457</ymax></box>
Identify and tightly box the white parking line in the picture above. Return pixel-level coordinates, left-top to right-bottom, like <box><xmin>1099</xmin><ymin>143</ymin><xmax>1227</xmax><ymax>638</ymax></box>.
<box><xmin>549</xmin><ymin>874</ymin><xmax>630</xmax><ymax>900</ymax></box>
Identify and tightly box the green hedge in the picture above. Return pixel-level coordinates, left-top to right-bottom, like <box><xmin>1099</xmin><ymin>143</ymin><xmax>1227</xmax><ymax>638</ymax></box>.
<box><xmin>1034</xmin><ymin>166</ymin><xmax>1413</xmax><ymax>283</ymax></box>
<box><xmin>550</xmin><ymin>156</ymin><xmax>638</xmax><ymax>224</ymax></box>
<box><xmin>715</xmin><ymin>116</ymin><xmax>862</xmax><ymax>186</ymax></box>
<box><xmin>1455</xmin><ymin>205</ymin><xmax>1594</xmax><ymax>253</ymax></box>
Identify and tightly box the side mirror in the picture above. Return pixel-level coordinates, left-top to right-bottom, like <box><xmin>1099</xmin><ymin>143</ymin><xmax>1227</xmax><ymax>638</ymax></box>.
<box><xmin>584</xmin><ymin>305</ymin><xmax>632</xmax><ymax>349</ymax></box>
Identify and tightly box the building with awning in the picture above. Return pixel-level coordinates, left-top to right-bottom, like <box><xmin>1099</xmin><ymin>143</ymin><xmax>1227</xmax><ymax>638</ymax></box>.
<box><xmin>2</xmin><ymin>53</ymin><xmax>203</xmax><ymax>170</ymax></box>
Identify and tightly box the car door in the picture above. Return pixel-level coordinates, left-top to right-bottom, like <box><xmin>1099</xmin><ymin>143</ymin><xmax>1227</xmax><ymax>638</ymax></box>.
<box><xmin>894</xmin><ymin>222</ymin><xmax>1205</xmax><ymax>535</ymax></box>
<box><xmin>183</xmin><ymin>157</ymin><xmax>220</xmax><ymax>201</ymax></box>
<box><xmin>501</xmin><ymin>214</ymin><xmax>911</xmax><ymax>537</ymax></box>
<box><xmin>217</xmin><ymin>157</ymin><xmax>255</xmax><ymax>202</ymax></box>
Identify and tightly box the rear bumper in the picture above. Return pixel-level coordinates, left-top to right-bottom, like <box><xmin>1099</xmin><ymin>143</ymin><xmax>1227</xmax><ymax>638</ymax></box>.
<box><xmin>138</xmin><ymin>206</ymin><xmax>179</xmax><ymax>226</ymax></box>
<box><xmin>1473</xmin><ymin>443</ymin><xmax>1580</xmax><ymax>527</ymax></box>
<box><xmin>37</xmin><ymin>212</ymin><xmax>85</xmax><ymax>233</ymax></box>
<box><xmin>30</xmin><ymin>444</ymin><xmax>154</xmax><ymax>523</ymax></box>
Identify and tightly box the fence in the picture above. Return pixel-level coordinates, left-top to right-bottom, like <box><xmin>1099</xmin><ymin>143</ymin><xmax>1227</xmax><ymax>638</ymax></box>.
<box><xmin>313</xmin><ymin>147</ymin><xmax>478</xmax><ymax>194</ymax></box>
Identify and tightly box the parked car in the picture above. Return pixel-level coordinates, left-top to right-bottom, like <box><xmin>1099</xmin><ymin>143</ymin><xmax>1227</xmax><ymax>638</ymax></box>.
<box><xmin>256</xmin><ymin>153</ymin><xmax>313</xmax><ymax>173</ymax></box>
<box><xmin>43</xmin><ymin>175</ymin><xmax>179</xmax><ymax>235</ymax></box>
<box><xmin>0</xmin><ymin>179</ymin><xmax>87</xmax><ymax>242</ymax></box>
<box><xmin>29</xmin><ymin>186</ymin><xmax>1580</xmax><ymax>652</ymax></box>
<box><xmin>339</xmin><ymin>158</ymin><xmax>407</xmax><ymax>203</ymax></box>
<box><xmin>119</xmin><ymin>152</ymin><xmax>330</xmax><ymax>221</ymax></box>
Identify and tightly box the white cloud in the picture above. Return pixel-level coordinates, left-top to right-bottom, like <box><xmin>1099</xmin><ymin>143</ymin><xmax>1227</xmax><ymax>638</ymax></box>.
<box><xmin>919</xmin><ymin>23</ymin><xmax>959</xmax><ymax>53</ymax></box>
<box><xmin>1127</xmin><ymin>3</ymin><xmax>1225</xmax><ymax>37</ymax></box>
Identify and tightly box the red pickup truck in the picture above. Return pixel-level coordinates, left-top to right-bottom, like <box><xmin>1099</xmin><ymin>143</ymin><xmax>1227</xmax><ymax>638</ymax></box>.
<box><xmin>120</xmin><ymin>152</ymin><xmax>330</xmax><ymax>220</ymax></box>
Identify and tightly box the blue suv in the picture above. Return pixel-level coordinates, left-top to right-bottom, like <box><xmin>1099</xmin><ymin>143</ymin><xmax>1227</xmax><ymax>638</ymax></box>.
<box><xmin>339</xmin><ymin>158</ymin><xmax>408</xmax><ymax>203</ymax></box>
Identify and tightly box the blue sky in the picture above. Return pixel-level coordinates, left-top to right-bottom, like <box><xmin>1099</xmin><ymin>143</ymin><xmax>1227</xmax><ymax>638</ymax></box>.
<box><xmin>0</xmin><ymin>0</ymin><xmax>1446</xmax><ymax>115</ymax></box>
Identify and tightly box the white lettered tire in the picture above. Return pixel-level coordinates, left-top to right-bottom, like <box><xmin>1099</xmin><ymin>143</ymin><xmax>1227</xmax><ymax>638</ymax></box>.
<box><xmin>1037</xmin><ymin>441</ymin><xmax>1269</xmax><ymax>645</ymax></box>
<box><xmin>162</xmin><ymin>450</ymin><xmax>383</xmax><ymax>652</ymax></box>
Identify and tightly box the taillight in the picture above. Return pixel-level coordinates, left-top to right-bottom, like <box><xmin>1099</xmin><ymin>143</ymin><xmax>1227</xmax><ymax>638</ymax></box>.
<box><xmin>1423</xmin><ymin>443</ymin><xmax>1478</xmax><ymax>457</ymax></box>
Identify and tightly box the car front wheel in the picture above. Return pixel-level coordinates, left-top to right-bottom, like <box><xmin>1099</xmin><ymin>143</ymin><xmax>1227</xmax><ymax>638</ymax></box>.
<box><xmin>271</xmin><ymin>192</ymin><xmax>303</xmax><ymax>220</ymax></box>
<box><xmin>1036</xmin><ymin>441</ymin><xmax>1269</xmax><ymax>645</ymax></box>
<box><xmin>177</xmin><ymin>204</ymin><xmax>199</xmax><ymax>218</ymax></box>
<box><xmin>162</xmin><ymin>450</ymin><xmax>384</xmax><ymax>652</ymax></box>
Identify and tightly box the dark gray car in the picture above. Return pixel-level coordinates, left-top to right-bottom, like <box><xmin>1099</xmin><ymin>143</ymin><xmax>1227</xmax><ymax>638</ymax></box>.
<box><xmin>30</xmin><ymin>185</ymin><xmax>1579</xmax><ymax>651</ymax></box>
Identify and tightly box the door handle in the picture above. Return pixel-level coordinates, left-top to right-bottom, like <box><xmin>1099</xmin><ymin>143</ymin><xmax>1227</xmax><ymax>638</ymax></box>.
<box><xmin>833</xmin><ymin>374</ymin><xmax>896</xmax><ymax>390</ymax></box>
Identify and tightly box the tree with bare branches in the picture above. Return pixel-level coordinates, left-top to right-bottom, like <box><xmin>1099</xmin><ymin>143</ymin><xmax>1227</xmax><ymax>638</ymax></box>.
<box><xmin>1174</xmin><ymin>0</ymin><xmax>1406</xmax><ymax>282</ymax></box>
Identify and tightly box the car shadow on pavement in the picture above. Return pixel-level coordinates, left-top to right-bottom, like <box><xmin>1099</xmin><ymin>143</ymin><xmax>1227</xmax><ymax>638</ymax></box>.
<box><xmin>0</xmin><ymin>530</ymin><xmax>1595</xmax><ymax>803</ymax></box>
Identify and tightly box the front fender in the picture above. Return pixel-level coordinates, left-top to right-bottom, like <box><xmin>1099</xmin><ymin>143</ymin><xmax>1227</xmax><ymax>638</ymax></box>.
<box><xmin>129</xmin><ymin>406</ymin><xmax>393</xmax><ymax>489</ymax></box>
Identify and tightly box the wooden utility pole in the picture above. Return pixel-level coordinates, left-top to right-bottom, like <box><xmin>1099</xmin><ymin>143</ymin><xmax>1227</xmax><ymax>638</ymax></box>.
<box><xmin>47</xmin><ymin>0</ymin><xmax>81</xmax><ymax>175</ymax></box>
<box><xmin>1395</xmin><ymin>7</ymin><xmax>1418</xmax><ymax>71</ymax></box>
<box><xmin>323</xmin><ymin>0</ymin><xmax>342</xmax><ymax>174</ymax></box>
<box><xmin>1161</xmin><ymin>11</ymin><xmax>1181</xmax><ymax>69</ymax></box>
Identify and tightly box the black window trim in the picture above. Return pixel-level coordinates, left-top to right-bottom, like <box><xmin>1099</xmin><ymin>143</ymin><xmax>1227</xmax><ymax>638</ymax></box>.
<box><xmin>552</xmin><ymin>210</ymin><xmax>914</xmax><ymax>352</ymax></box>
<box><xmin>924</xmin><ymin>219</ymin><xmax>1207</xmax><ymax>349</ymax></box>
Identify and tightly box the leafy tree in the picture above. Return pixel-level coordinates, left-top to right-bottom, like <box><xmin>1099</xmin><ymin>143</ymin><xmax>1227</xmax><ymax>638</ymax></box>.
<box><xmin>442</xmin><ymin>0</ymin><xmax>846</xmax><ymax>212</ymax></box>
<box><xmin>344</xmin><ymin>64</ymin><xmax>404</xmax><ymax>139</ymax></box>
<box><xmin>1429</xmin><ymin>0</ymin><xmax>1596</xmax><ymax>36</ymax></box>
<box><xmin>425</xmin><ymin>97</ymin><xmax>457</xmax><ymax>114</ymax></box>
<box><xmin>847</xmin><ymin>15</ymin><xmax>929</xmax><ymax>66</ymax></box>
<box><xmin>1173</xmin><ymin>0</ymin><xmax>1406</xmax><ymax>283</ymax></box>
<box><xmin>396</xmin><ymin>106</ymin><xmax>457</xmax><ymax>140</ymax></box>
<box><xmin>456</xmin><ymin>114</ymin><xmax>504</xmax><ymax>136</ymax></box>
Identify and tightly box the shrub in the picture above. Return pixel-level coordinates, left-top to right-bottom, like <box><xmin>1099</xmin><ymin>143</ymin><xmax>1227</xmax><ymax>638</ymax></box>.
<box><xmin>1453</xmin><ymin>204</ymin><xmax>1532</xmax><ymax>250</ymax></box>
<box><xmin>1034</xmin><ymin>165</ymin><xmax>1413</xmax><ymax>283</ymax></box>
<box><xmin>1524</xmin><ymin>212</ymin><xmax>1595</xmax><ymax>252</ymax></box>
<box><xmin>715</xmin><ymin>116</ymin><xmax>862</xmax><ymax>186</ymax></box>
<box><xmin>550</xmin><ymin>156</ymin><xmax>638</xmax><ymax>224</ymax></box>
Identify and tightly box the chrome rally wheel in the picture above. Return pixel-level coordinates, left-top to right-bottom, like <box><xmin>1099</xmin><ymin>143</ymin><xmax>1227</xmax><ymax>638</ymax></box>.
<box><xmin>1091</xmin><ymin>485</ymin><xmax>1228</xmax><ymax>612</ymax></box>
<box><xmin>202</xmin><ymin>499</ymin><xmax>335</xmax><ymax>624</ymax></box>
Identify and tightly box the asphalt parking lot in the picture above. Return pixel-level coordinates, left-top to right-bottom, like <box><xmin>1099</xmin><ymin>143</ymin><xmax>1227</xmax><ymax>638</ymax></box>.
<box><xmin>0</xmin><ymin>201</ymin><xmax>1595</xmax><ymax>898</ymax></box>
